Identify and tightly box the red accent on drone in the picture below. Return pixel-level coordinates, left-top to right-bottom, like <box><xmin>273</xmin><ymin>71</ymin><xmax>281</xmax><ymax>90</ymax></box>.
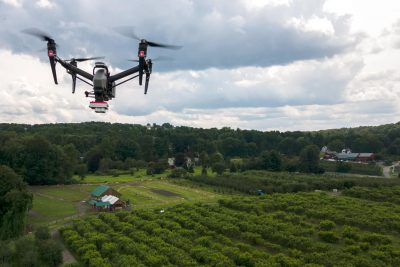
<box><xmin>48</xmin><ymin>50</ymin><xmax>55</xmax><ymax>57</ymax></box>
<box><xmin>139</xmin><ymin>50</ymin><xmax>145</xmax><ymax>57</ymax></box>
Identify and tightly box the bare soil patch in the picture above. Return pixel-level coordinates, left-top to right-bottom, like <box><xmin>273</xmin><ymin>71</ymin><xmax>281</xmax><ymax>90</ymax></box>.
<box><xmin>150</xmin><ymin>188</ymin><xmax>181</xmax><ymax>197</ymax></box>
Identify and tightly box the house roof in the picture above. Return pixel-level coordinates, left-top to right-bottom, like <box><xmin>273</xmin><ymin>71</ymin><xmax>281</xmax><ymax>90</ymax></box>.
<box><xmin>101</xmin><ymin>195</ymin><xmax>119</xmax><ymax>205</ymax></box>
<box><xmin>89</xmin><ymin>199</ymin><xmax>111</xmax><ymax>207</ymax></box>
<box><xmin>95</xmin><ymin>201</ymin><xmax>111</xmax><ymax>207</ymax></box>
<box><xmin>91</xmin><ymin>185</ymin><xmax>110</xmax><ymax>197</ymax></box>
<box><xmin>336</xmin><ymin>153</ymin><xmax>359</xmax><ymax>159</ymax></box>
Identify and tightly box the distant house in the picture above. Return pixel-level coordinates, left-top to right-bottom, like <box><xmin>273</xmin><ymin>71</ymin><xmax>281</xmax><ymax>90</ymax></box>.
<box><xmin>89</xmin><ymin>185</ymin><xmax>124</xmax><ymax>211</ymax></box>
<box><xmin>167</xmin><ymin>158</ymin><xmax>175</xmax><ymax>167</ymax></box>
<box><xmin>321</xmin><ymin>146</ymin><xmax>374</xmax><ymax>163</ymax></box>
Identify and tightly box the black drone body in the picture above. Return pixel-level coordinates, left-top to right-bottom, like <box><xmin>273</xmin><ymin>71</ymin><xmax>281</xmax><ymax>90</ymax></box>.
<box><xmin>22</xmin><ymin>28</ymin><xmax>181</xmax><ymax>113</ymax></box>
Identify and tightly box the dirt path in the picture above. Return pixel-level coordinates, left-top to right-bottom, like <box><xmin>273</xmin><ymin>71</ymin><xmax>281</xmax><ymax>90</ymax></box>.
<box><xmin>51</xmin><ymin>228</ymin><xmax>77</xmax><ymax>265</ymax></box>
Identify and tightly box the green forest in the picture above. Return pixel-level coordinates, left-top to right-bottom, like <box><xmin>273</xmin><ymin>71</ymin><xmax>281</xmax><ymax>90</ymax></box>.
<box><xmin>1</xmin><ymin>121</ymin><xmax>400</xmax><ymax>186</ymax></box>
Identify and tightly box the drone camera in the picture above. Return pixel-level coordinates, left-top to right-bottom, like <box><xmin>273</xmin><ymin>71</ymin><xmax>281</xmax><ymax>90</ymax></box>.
<box><xmin>89</xmin><ymin>101</ymin><xmax>108</xmax><ymax>113</ymax></box>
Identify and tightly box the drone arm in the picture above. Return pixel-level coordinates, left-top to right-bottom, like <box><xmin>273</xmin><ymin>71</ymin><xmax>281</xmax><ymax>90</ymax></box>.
<box><xmin>109</xmin><ymin>65</ymin><xmax>140</xmax><ymax>82</ymax></box>
<box><xmin>56</xmin><ymin>58</ymin><xmax>94</xmax><ymax>81</ymax></box>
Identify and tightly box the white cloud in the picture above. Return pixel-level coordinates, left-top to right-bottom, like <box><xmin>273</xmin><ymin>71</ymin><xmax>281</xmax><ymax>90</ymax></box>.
<box><xmin>287</xmin><ymin>16</ymin><xmax>335</xmax><ymax>36</ymax></box>
<box><xmin>36</xmin><ymin>0</ymin><xmax>55</xmax><ymax>9</ymax></box>
<box><xmin>324</xmin><ymin>0</ymin><xmax>400</xmax><ymax>36</ymax></box>
<box><xmin>1</xmin><ymin>0</ymin><xmax>22</xmax><ymax>8</ymax></box>
<box><xmin>1</xmin><ymin>1</ymin><xmax>400</xmax><ymax>131</ymax></box>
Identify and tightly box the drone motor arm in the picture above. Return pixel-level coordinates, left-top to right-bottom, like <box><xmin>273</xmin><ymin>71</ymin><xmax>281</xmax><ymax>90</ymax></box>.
<box><xmin>47</xmin><ymin>42</ymin><xmax>58</xmax><ymax>84</ymax></box>
<box><xmin>109</xmin><ymin>65</ymin><xmax>140</xmax><ymax>82</ymax></box>
<box><xmin>56</xmin><ymin>58</ymin><xmax>94</xmax><ymax>81</ymax></box>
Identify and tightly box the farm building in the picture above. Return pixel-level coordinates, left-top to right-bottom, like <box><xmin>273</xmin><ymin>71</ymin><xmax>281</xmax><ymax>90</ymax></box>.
<box><xmin>91</xmin><ymin>184</ymin><xmax>121</xmax><ymax>198</ymax></box>
<box><xmin>89</xmin><ymin>185</ymin><xmax>124</xmax><ymax>211</ymax></box>
<box><xmin>357</xmin><ymin>153</ymin><xmax>375</xmax><ymax>162</ymax></box>
<box><xmin>321</xmin><ymin>147</ymin><xmax>375</xmax><ymax>163</ymax></box>
<box><xmin>336</xmin><ymin>153</ymin><xmax>359</xmax><ymax>161</ymax></box>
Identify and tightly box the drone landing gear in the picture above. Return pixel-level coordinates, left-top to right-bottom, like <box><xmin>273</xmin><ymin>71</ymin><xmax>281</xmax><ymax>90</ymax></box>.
<box><xmin>89</xmin><ymin>101</ymin><xmax>109</xmax><ymax>113</ymax></box>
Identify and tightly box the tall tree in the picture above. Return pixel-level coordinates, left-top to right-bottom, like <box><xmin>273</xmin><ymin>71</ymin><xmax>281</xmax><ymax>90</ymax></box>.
<box><xmin>0</xmin><ymin>165</ymin><xmax>32</xmax><ymax>240</ymax></box>
<box><xmin>298</xmin><ymin>145</ymin><xmax>323</xmax><ymax>173</ymax></box>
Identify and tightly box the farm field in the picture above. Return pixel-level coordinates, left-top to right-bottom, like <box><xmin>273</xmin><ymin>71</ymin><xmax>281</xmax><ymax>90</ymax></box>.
<box><xmin>77</xmin><ymin>169</ymin><xmax>169</xmax><ymax>184</ymax></box>
<box><xmin>27</xmin><ymin>178</ymin><xmax>222</xmax><ymax>227</ymax></box>
<box><xmin>62</xmin><ymin>190</ymin><xmax>400</xmax><ymax>267</ymax></box>
<box><xmin>182</xmin><ymin>170</ymin><xmax>400</xmax><ymax>195</ymax></box>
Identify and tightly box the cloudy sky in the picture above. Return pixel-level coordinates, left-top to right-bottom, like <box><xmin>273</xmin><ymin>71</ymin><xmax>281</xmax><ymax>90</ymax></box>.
<box><xmin>1</xmin><ymin>0</ymin><xmax>400</xmax><ymax>131</ymax></box>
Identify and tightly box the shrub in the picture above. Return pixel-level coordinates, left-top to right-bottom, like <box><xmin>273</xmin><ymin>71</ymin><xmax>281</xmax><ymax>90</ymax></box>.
<box><xmin>169</xmin><ymin>167</ymin><xmax>187</xmax><ymax>178</ymax></box>
<box><xmin>319</xmin><ymin>220</ymin><xmax>336</xmax><ymax>231</ymax></box>
<box><xmin>318</xmin><ymin>231</ymin><xmax>339</xmax><ymax>243</ymax></box>
<box><xmin>37</xmin><ymin>240</ymin><xmax>63</xmax><ymax>267</ymax></box>
<box><xmin>34</xmin><ymin>226</ymin><xmax>50</xmax><ymax>241</ymax></box>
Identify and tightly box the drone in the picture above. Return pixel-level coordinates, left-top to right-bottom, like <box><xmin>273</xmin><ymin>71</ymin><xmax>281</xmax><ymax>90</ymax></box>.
<box><xmin>22</xmin><ymin>28</ymin><xmax>181</xmax><ymax>113</ymax></box>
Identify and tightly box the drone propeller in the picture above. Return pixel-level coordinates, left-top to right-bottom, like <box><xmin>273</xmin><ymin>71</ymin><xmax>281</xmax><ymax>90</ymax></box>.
<box><xmin>128</xmin><ymin>56</ymin><xmax>173</xmax><ymax>62</ymax></box>
<box><xmin>115</xmin><ymin>26</ymin><xmax>181</xmax><ymax>86</ymax></box>
<box><xmin>21</xmin><ymin>28</ymin><xmax>54</xmax><ymax>42</ymax></box>
<box><xmin>22</xmin><ymin>28</ymin><xmax>58</xmax><ymax>84</ymax></box>
<box><xmin>115</xmin><ymin>27</ymin><xmax>182</xmax><ymax>50</ymax></box>
<box><xmin>66</xmin><ymin>56</ymin><xmax>105</xmax><ymax>63</ymax></box>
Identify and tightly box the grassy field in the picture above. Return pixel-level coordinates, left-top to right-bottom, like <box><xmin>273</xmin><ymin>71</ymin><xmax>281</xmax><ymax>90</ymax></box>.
<box><xmin>115</xmin><ymin>180</ymin><xmax>222</xmax><ymax>209</ymax></box>
<box><xmin>78</xmin><ymin>169</ymin><xmax>172</xmax><ymax>184</ymax></box>
<box><xmin>27</xmin><ymin>177</ymin><xmax>222</xmax><ymax>228</ymax></box>
<box><xmin>28</xmin><ymin>184</ymin><xmax>96</xmax><ymax>227</ymax></box>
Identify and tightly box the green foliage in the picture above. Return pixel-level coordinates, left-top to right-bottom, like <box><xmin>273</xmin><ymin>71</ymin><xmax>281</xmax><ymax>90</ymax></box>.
<box><xmin>343</xmin><ymin>186</ymin><xmax>400</xmax><ymax>204</ymax></box>
<box><xmin>0</xmin><ymin>165</ymin><xmax>32</xmax><ymax>240</ymax></box>
<box><xmin>1</xmin><ymin>121</ymin><xmax>400</xmax><ymax>187</ymax></box>
<box><xmin>0</xmin><ymin>241</ymin><xmax>12</xmax><ymax>266</ymax></box>
<box><xmin>212</xmin><ymin>162</ymin><xmax>226</xmax><ymax>175</ymax></box>
<box><xmin>261</xmin><ymin>150</ymin><xmax>282</xmax><ymax>171</ymax></box>
<box><xmin>336</xmin><ymin>161</ymin><xmax>352</xmax><ymax>173</ymax></box>
<box><xmin>320</xmin><ymin>161</ymin><xmax>382</xmax><ymax>176</ymax></box>
<box><xmin>34</xmin><ymin>226</ymin><xmax>50</xmax><ymax>241</ymax></box>
<box><xmin>15</xmin><ymin>236</ymin><xmax>39</xmax><ymax>266</ymax></box>
<box><xmin>61</xmin><ymin>189</ymin><xmax>400</xmax><ymax>266</ymax></box>
<box><xmin>169</xmin><ymin>167</ymin><xmax>188</xmax><ymax>178</ymax></box>
<box><xmin>37</xmin><ymin>239</ymin><xmax>63</xmax><ymax>267</ymax></box>
<box><xmin>183</xmin><ymin>170</ymin><xmax>400</xmax><ymax>195</ymax></box>
<box><xmin>146</xmin><ymin>161</ymin><xmax>167</xmax><ymax>175</ymax></box>
<box><xmin>319</xmin><ymin>220</ymin><xmax>336</xmax><ymax>231</ymax></box>
<box><xmin>299</xmin><ymin>145</ymin><xmax>324</xmax><ymax>174</ymax></box>
<box><xmin>318</xmin><ymin>231</ymin><xmax>339</xmax><ymax>243</ymax></box>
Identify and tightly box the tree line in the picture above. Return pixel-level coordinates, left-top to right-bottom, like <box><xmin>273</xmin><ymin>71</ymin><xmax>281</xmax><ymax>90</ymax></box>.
<box><xmin>0</xmin><ymin>121</ymin><xmax>399</xmax><ymax>185</ymax></box>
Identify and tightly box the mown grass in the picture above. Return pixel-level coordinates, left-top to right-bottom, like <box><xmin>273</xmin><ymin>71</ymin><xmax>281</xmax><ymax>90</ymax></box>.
<box><xmin>29</xmin><ymin>194</ymin><xmax>77</xmax><ymax>226</ymax></box>
<box><xmin>115</xmin><ymin>179</ymin><xmax>222</xmax><ymax>209</ymax></box>
<box><xmin>78</xmin><ymin>169</ymin><xmax>172</xmax><ymax>184</ymax></box>
<box><xmin>28</xmin><ymin>184</ymin><xmax>96</xmax><ymax>227</ymax></box>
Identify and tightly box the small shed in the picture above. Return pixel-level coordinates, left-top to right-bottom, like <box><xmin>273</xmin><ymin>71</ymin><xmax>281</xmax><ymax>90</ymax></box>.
<box><xmin>89</xmin><ymin>185</ymin><xmax>124</xmax><ymax>211</ymax></box>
